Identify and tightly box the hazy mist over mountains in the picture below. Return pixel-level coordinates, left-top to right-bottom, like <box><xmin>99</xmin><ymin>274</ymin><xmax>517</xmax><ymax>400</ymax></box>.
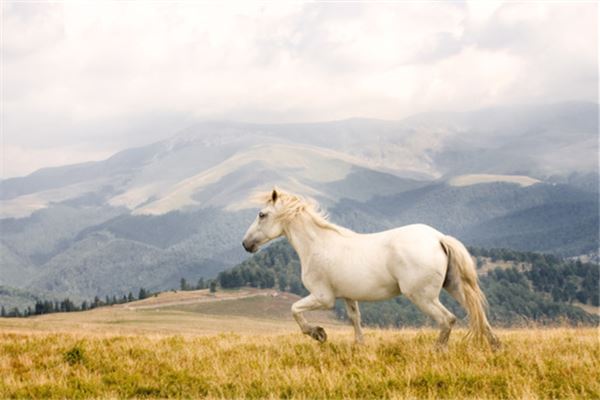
<box><xmin>2</xmin><ymin>102</ymin><xmax>597</xmax><ymax>212</ymax></box>
<box><xmin>0</xmin><ymin>101</ymin><xmax>598</xmax><ymax>302</ymax></box>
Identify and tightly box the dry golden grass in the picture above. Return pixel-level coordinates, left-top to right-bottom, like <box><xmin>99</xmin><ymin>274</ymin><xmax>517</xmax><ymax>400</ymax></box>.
<box><xmin>0</xmin><ymin>327</ymin><xmax>598</xmax><ymax>399</ymax></box>
<box><xmin>0</xmin><ymin>293</ymin><xmax>598</xmax><ymax>398</ymax></box>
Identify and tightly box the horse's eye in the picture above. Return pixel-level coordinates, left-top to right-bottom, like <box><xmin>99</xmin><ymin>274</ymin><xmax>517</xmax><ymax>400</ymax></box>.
<box><xmin>258</xmin><ymin>212</ymin><xmax>267</xmax><ymax>219</ymax></box>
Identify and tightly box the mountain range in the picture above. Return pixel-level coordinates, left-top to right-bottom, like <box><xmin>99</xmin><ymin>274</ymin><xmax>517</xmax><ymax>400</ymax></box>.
<box><xmin>0</xmin><ymin>101</ymin><xmax>598</xmax><ymax>302</ymax></box>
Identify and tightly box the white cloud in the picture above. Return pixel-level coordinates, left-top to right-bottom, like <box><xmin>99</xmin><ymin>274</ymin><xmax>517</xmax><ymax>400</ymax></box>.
<box><xmin>1</xmin><ymin>1</ymin><xmax>597</xmax><ymax>177</ymax></box>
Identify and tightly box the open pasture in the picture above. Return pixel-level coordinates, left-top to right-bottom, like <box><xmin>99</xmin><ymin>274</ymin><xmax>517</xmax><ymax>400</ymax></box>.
<box><xmin>0</xmin><ymin>298</ymin><xmax>598</xmax><ymax>399</ymax></box>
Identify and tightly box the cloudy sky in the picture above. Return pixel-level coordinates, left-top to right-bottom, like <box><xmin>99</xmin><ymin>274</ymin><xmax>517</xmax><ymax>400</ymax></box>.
<box><xmin>2</xmin><ymin>1</ymin><xmax>597</xmax><ymax>178</ymax></box>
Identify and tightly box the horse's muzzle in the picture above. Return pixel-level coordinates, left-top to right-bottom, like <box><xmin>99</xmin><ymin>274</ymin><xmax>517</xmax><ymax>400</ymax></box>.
<box><xmin>242</xmin><ymin>240</ymin><xmax>257</xmax><ymax>253</ymax></box>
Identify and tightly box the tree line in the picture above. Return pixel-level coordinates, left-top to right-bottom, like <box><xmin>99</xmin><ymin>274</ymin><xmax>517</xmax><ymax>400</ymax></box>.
<box><xmin>0</xmin><ymin>287</ymin><xmax>153</xmax><ymax>318</ymax></box>
<box><xmin>468</xmin><ymin>247</ymin><xmax>563</xmax><ymax>265</ymax></box>
<box><xmin>178</xmin><ymin>277</ymin><xmax>217</xmax><ymax>293</ymax></box>
<box><xmin>2</xmin><ymin>276</ymin><xmax>222</xmax><ymax>319</ymax></box>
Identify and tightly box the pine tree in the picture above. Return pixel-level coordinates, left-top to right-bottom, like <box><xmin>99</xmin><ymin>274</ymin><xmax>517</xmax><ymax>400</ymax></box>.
<box><xmin>127</xmin><ymin>292</ymin><xmax>134</xmax><ymax>302</ymax></box>
<box><xmin>564</xmin><ymin>280</ymin><xmax>578</xmax><ymax>304</ymax></box>
<box><xmin>61</xmin><ymin>298</ymin><xmax>76</xmax><ymax>312</ymax></box>
<box><xmin>44</xmin><ymin>300</ymin><xmax>54</xmax><ymax>313</ymax></box>
<box><xmin>138</xmin><ymin>288</ymin><xmax>148</xmax><ymax>300</ymax></box>
<box><xmin>476</xmin><ymin>257</ymin><xmax>485</xmax><ymax>269</ymax></box>
<box><xmin>210</xmin><ymin>280</ymin><xmax>217</xmax><ymax>293</ymax></box>
<box><xmin>1</xmin><ymin>305</ymin><xmax>6</xmax><ymax>317</ymax></box>
<box><xmin>278</xmin><ymin>276</ymin><xmax>287</xmax><ymax>292</ymax></box>
<box><xmin>197</xmin><ymin>278</ymin><xmax>205</xmax><ymax>290</ymax></box>
<box><xmin>35</xmin><ymin>300</ymin><xmax>44</xmax><ymax>315</ymax></box>
<box><xmin>180</xmin><ymin>278</ymin><xmax>188</xmax><ymax>291</ymax></box>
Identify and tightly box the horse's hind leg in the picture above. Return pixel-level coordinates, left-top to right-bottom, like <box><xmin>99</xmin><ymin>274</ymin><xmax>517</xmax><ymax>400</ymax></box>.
<box><xmin>291</xmin><ymin>293</ymin><xmax>334</xmax><ymax>343</ymax></box>
<box><xmin>344</xmin><ymin>299</ymin><xmax>364</xmax><ymax>344</ymax></box>
<box><xmin>408</xmin><ymin>294</ymin><xmax>457</xmax><ymax>351</ymax></box>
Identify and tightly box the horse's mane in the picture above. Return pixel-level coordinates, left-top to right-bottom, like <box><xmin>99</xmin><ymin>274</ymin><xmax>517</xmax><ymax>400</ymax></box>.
<box><xmin>253</xmin><ymin>189</ymin><xmax>349</xmax><ymax>235</ymax></box>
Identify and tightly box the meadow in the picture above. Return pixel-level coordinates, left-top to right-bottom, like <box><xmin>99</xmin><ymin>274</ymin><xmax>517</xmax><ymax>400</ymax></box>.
<box><xmin>0</xmin><ymin>291</ymin><xmax>598</xmax><ymax>399</ymax></box>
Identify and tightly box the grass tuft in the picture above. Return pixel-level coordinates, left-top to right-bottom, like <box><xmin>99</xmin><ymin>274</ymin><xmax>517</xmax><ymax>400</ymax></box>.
<box><xmin>63</xmin><ymin>344</ymin><xmax>86</xmax><ymax>366</ymax></box>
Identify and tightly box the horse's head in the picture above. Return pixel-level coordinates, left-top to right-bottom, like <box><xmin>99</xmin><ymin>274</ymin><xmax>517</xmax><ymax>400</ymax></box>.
<box><xmin>242</xmin><ymin>189</ymin><xmax>285</xmax><ymax>253</ymax></box>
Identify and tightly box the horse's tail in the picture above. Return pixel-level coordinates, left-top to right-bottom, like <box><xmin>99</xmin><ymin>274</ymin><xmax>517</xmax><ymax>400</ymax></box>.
<box><xmin>440</xmin><ymin>235</ymin><xmax>491</xmax><ymax>342</ymax></box>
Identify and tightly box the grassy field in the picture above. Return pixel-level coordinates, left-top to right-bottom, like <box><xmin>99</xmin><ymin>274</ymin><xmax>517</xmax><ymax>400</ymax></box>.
<box><xmin>0</xmin><ymin>291</ymin><xmax>598</xmax><ymax>399</ymax></box>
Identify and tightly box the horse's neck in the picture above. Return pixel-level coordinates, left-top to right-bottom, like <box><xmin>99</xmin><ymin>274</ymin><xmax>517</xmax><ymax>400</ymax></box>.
<box><xmin>284</xmin><ymin>216</ymin><xmax>329</xmax><ymax>266</ymax></box>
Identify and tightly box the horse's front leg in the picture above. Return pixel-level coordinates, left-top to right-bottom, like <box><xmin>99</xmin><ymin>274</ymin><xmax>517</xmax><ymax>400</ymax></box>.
<box><xmin>344</xmin><ymin>299</ymin><xmax>364</xmax><ymax>344</ymax></box>
<box><xmin>291</xmin><ymin>293</ymin><xmax>334</xmax><ymax>343</ymax></box>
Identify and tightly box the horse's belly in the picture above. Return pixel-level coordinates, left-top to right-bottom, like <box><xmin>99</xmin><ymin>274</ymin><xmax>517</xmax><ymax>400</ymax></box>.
<box><xmin>340</xmin><ymin>286</ymin><xmax>401</xmax><ymax>302</ymax></box>
<box><xmin>330</xmin><ymin>273</ymin><xmax>400</xmax><ymax>301</ymax></box>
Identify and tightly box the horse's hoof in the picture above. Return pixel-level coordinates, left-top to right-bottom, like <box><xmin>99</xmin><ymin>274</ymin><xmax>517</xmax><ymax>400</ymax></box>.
<box><xmin>310</xmin><ymin>326</ymin><xmax>327</xmax><ymax>343</ymax></box>
<box><xmin>434</xmin><ymin>343</ymin><xmax>449</xmax><ymax>353</ymax></box>
<box><xmin>490</xmin><ymin>338</ymin><xmax>502</xmax><ymax>352</ymax></box>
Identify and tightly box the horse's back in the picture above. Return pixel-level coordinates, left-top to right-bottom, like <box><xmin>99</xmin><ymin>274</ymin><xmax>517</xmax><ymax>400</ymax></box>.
<box><xmin>385</xmin><ymin>223</ymin><xmax>445</xmax><ymax>238</ymax></box>
<box><xmin>386</xmin><ymin>223</ymin><xmax>446</xmax><ymax>257</ymax></box>
<box><xmin>367</xmin><ymin>223</ymin><xmax>445</xmax><ymax>250</ymax></box>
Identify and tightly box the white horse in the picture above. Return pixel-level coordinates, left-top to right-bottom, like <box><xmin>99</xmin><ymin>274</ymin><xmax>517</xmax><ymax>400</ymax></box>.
<box><xmin>242</xmin><ymin>189</ymin><xmax>500</xmax><ymax>350</ymax></box>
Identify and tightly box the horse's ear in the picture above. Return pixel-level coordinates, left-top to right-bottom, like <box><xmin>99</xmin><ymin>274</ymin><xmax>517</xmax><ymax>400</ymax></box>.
<box><xmin>271</xmin><ymin>189</ymin><xmax>278</xmax><ymax>203</ymax></box>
